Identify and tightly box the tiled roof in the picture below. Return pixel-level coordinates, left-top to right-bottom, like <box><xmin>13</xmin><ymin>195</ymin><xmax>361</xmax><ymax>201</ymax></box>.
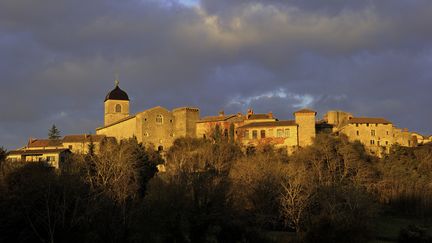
<box><xmin>238</xmin><ymin>120</ymin><xmax>297</xmax><ymax>129</ymax></box>
<box><xmin>348</xmin><ymin>117</ymin><xmax>392</xmax><ymax>124</ymax></box>
<box><xmin>198</xmin><ymin>114</ymin><xmax>238</xmax><ymax>123</ymax></box>
<box><xmin>28</xmin><ymin>139</ymin><xmax>62</xmax><ymax>148</ymax></box>
<box><xmin>8</xmin><ymin>148</ymin><xmax>70</xmax><ymax>155</ymax></box>
<box><xmin>248</xmin><ymin>114</ymin><xmax>272</xmax><ymax>120</ymax></box>
<box><xmin>63</xmin><ymin>134</ymin><xmax>106</xmax><ymax>143</ymax></box>
<box><xmin>294</xmin><ymin>108</ymin><xmax>317</xmax><ymax>114</ymax></box>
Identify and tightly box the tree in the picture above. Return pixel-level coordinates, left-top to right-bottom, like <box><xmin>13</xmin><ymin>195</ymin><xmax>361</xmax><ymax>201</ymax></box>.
<box><xmin>0</xmin><ymin>147</ymin><xmax>6</xmax><ymax>178</ymax></box>
<box><xmin>229</xmin><ymin>123</ymin><xmax>235</xmax><ymax>143</ymax></box>
<box><xmin>87</xmin><ymin>136</ymin><xmax>95</xmax><ymax>157</ymax></box>
<box><xmin>212</xmin><ymin>124</ymin><xmax>222</xmax><ymax>141</ymax></box>
<box><xmin>48</xmin><ymin>124</ymin><xmax>61</xmax><ymax>140</ymax></box>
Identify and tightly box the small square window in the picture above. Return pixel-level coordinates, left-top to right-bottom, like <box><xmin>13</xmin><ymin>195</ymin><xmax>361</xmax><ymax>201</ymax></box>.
<box><xmin>277</xmin><ymin>129</ymin><xmax>284</xmax><ymax>138</ymax></box>
<box><xmin>252</xmin><ymin>130</ymin><xmax>258</xmax><ymax>139</ymax></box>
<box><xmin>284</xmin><ymin>129</ymin><xmax>290</xmax><ymax>138</ymax></box>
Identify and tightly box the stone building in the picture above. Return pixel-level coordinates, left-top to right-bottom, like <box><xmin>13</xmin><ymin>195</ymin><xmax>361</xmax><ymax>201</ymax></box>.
<box><xmin>62</xmin><ymin>134</ymin><xmax>108</xmax><ymax>154</ymax></box>
<box><xmin>6</xmin><ymin>135</ymin><xmax>109</xmax><ymax>168</ymax></box>
<box><xmin>96</xmin><ymin>81</ymin><xmax>200</xmax><ymax>151</ymax></box>
<box><xmin>235</xmin><ymin>108</ymin><xmax>316</xmax><ymax>153</ymax></box>
<box><xmin>7</xmin><ymin>148</ymin><xmax>70</xmax><ymax>169</ymax></box>
<box><xmin>325</xmin><ymin>111</ymin><xmax>419</xmax><ymax>157</ymax></box>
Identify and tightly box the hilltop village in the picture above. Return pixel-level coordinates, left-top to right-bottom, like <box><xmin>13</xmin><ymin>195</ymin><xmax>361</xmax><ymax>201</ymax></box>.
<box><xmin>7</xmin><ymin>81</ymin><xmax>431</xmax><ymax>168</ymax></box>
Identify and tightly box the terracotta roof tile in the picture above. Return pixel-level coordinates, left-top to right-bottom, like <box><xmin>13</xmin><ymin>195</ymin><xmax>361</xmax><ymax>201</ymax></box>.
<box><xmin>63</xmin><ymin>134</ymin><xmax>106</xmax><ymax>143</ymax></box>
<box><xmin>28</xmin><ymin>139</ymin><xmax>63</xmax><ymax>148</ymax></box>
<box><xmin>294</xmin><ymin>108</ymin><xmax>317</xmax><ymax>114</ymax></box>
<box><xmin>8</xmin><ymin>148</ymin><xmax>70</xmax><ymax>155</ymax></box>
<box><xmin>198</xmin><ymin>114</ymin><xmax>238</xmax><ymax>123</ymax></box>
<box><xmin>248</xmin><ymin>114</ymin><xmax>272</xmax><ymax>120</ymax></box>
<box><xmin>348</xmin><ymin>117</ymin><xmax>392</xmax><ymax>124</ymax></box>
<box><xmin>238</xmin><ymin>120</ymin><xmax>297</xmax><ymax>129</ymax></box>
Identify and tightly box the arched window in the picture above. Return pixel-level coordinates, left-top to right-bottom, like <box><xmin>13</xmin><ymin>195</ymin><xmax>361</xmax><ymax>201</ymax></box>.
<box><xmin>156</xmin><ymin>114</ymin><xmax>163</xmax><ymax>124</ymax></box>
<box><xmin>115</xmin><ymin>104</ymin><xmax>122</xmax><ymax>113</ymax></box>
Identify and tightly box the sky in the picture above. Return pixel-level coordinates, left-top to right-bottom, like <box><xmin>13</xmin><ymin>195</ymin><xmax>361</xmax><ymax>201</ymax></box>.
<box><xmin>1</xmin><ymin>0</ymin><xmax>431</xmax><ymax>149</ymax></box>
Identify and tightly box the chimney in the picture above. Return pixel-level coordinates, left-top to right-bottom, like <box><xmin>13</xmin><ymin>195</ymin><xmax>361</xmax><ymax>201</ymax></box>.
<box><xmin>27</xmin><ymin>137</ymin><xmax>33</xmax><ymax>147</ymax></box>
<box><xmin>237</xmin><ymin>112</ymin><xmax>243</xmax><ymax>117</ymax></box>
<box><xmin>219</xmin><ymin>110</ymin><xmax>225</xmax><ymax>117</ymax></box>
<box><xmin>247</xmin><ymin>108</ymin><xmax>254</xmax><ymax>118</ymax></box>
<box><xmin>268</xmin><ymin>112</ymin><xmax>273</xmax><ymax>119</ymax></box>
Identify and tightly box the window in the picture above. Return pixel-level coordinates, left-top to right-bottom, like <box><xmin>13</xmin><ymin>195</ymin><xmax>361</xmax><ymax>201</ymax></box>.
<box><xmin>356</xmin><ymin>124</ymin><xmax>359</xmax><ymax>127</ymax></box>
<box><xmin>260</xmin><ymin>130</ymin><xmax>266</xmax><ymax>138</ymax></box>
<box><xmin>385</xmin><ymin>141</ymin><xmax>389</xmax><ymax>145</ymax></box>
<box><xmin>284</xmin><ymin>128</ymin><xmax>290</xmax><ymax>138</ymax></box>
<box><xmin>366</xmin><ymin>123</ymin><xmax>369</xmax><ymax>127</ymax></box>
<box><xmin>268</xmin><ymin>129</ymin><xmax>274</xmax><ymax>137</ymax></box>
<box><xmin>377</xmin><ymin>141</ymin><xmax>380</xmax><ymax>146</ymax></box>
<box><xmin>115</xmin><ymin>104</ymin><xmax>122</xmax><ymax>113</ymax></box>
<box><xmin>356</xmin><ymin>131</ymin><xmax>359</xmax><ymax>136</ymax></box>
<box><xmin>370</xmin><ymin>140</ymin><xmax>375</xmax><ymax>145</ymax></box>
<box><xmin>156</xmin><ymin>114</ymin><xmax>163</xmax><ymax>124</ymax></box>
<box><xmin>244</xmin><ymin>130</ymin><xmax>249</xmax><ymax>139</ymax></box>
<box><xmin>68</xmin><ymin>145</ymin><xmax>73</xmax><ymax>149</ymax></box>
<box><xmin>277</xmin><ymin>129</ymin><xmax>284</xmax><ymax>138</ymax></box>
<box><xmin>371</xmin><ymin>130</ymin><xmax>376</xmax><ymax>136</ymax></box>
<box><xmin>224</xmin><ymin>129</ymin><xmax>228</xmax><ymax>138</ymax></box>
<box><xmin>386</xmin><ymin>131</ymin><xmax>389</xmax><ymax>135</ymax></box>
<box><xmin>252</xmin><ymin>130</ymin><xmax>258</xmax><ymax>139</ymax></box>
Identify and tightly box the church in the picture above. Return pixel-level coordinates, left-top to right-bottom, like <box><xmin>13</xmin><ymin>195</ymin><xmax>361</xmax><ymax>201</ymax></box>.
<box><xmin>95</xmin><ymin>80</ymin><xmax>200</xmax><ymax>151</ymax></box>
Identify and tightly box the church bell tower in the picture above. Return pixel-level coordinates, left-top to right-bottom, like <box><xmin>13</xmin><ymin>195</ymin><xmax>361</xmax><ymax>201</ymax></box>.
<box><xmin>104</xmin><ymin>80</ymin><xmax>130</xmax><ymax>126</ymax></box>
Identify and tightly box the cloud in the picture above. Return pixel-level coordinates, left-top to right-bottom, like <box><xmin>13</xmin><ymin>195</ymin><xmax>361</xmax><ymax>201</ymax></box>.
<box><xmin>0</xmin><ymin>0</ymin><xmax>431</xmax><ymax>149</ymax></box>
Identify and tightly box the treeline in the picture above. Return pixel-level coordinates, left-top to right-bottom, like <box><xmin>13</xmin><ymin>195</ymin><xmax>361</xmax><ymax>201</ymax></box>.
<box><xmin>0</xmin><ymin>136</ymin><xmax>431</xmax><ymax>242</ymax></box>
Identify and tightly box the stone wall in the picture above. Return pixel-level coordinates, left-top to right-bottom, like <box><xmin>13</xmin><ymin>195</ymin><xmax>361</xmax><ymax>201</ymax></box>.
<box><xmin>104</xmin><ymin>100</ymin><xmax>130</xmax><ymax>126</ymax></box>
<box><xmin>173</xmin><ymin>107</ymin><xmax>200</xmax><ymax>138</ymax></box>
<box><xmin>340</xmin><ymin>123</ymin><xmax>394</xmax><ymax>156</ymax></box>
<box><xmin>238</xmin><ymin>125</ymin><xmax>299</xmax><ymax>154</ymax></box>
<box><xmin>96</xmin><ymin>116</ymin><xmax>137</xmax><ymax>141</ymax></box>
<box><xmin>137</xmin><ymin>107</ymin><xmax>176</xmax><ymax>150</ymax></box>
<box><xmin>295</xmin><ymin>112</ymin><xmax>316</xmax><ymax>147</ymax></box>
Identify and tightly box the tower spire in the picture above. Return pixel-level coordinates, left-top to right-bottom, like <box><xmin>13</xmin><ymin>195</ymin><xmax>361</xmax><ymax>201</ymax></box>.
<box><xmin>114</xmin><ymin>73</ymin><xmax>120</xmax><ymax>87</ymax></box>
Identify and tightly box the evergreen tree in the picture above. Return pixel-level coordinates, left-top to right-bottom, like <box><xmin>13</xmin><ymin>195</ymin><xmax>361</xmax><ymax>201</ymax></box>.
<box><xmin>229</xmin><ymin>123</ymin><xmax>235</xmax><ymax>143</ymax></box>
<box><xmin>0</xmin><ymin>147</ymin><xmax>6</xmax><ymax>162</ymax></box>
<box><xmin>48</xmin><ymin>124</ymin><xmax>61</xmax><ymax>140</ymax></box>
<box><xmin>213</xmin><ymin>124</ymin><xmax>222</xmax><ymax>141</ymax></box>
<box><xmin>0</xmin><ymin>146</ymin><xmax>6</xmax><ymax>176</ymax></box>
<box><xmin>87</xmin><ymin>136</ymin><xmax>95</xmax><ymax>157</ymax></box>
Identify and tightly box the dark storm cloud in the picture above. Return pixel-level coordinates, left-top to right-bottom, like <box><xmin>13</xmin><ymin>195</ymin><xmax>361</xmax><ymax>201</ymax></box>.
<box><xmin>1</xmin><ymin>0</ymin><xmax>431</xmax><ymax>149</ymax></box>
